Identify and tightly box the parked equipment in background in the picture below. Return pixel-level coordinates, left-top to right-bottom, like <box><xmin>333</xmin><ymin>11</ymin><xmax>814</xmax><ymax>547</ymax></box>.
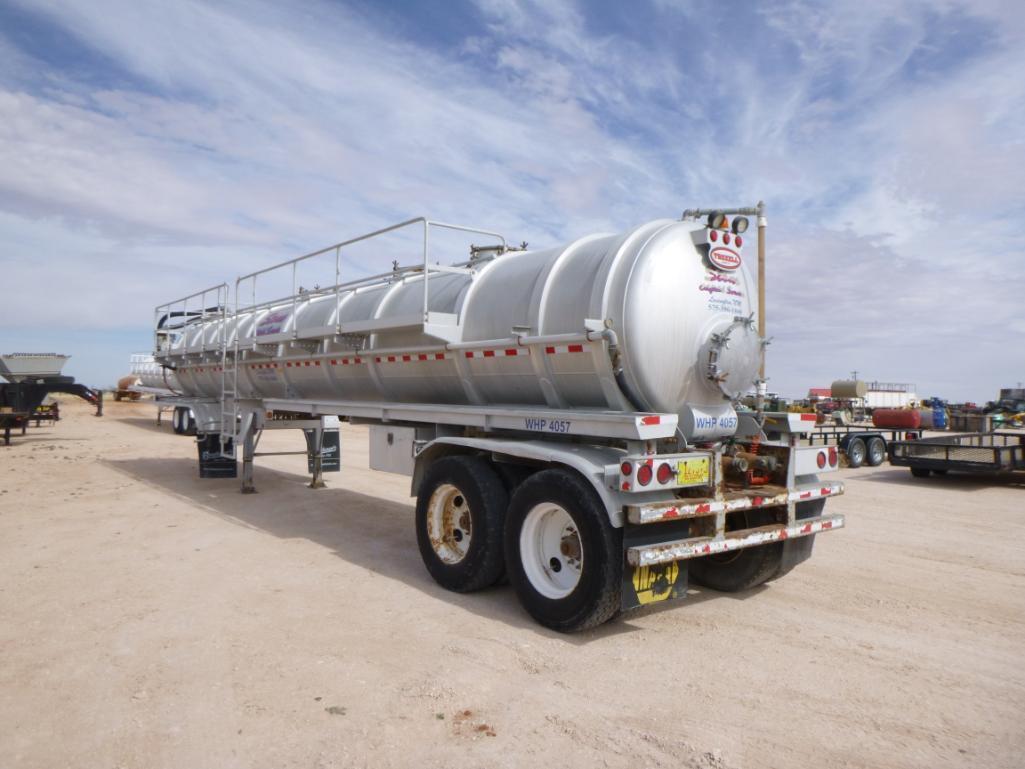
<box><xmin>889</xmin><ymin>432</ymin><xmax>1025</xmax><ymax>478</ymax></box>
<box><xmin>127</xmin><ymin>352</ymin><xmax>189</xmax><ymax>429</ymax></box>
<box><xmin>113</xmin><ymin>375</ymin><xmax>143</xmax><ymax>401</ymax></box>
<box><xmin>864</xmin><ymin>381</ymin><xmax>917</xmax><ymax>410</ymax></box>
<box><xmin>0</xmin><ymin>353</ymin><xmax>103</xmax><ymax>445</ymax></box>
<box><xmin>145</xmin><ymin>206</ymin><xmax>846</xmax><ymax>632</ymax></box>
<box><xmin>806</xmin><ymin>424</ymin><xmax>921</xmax><ymax>468</ymax></box>
<box><xmin>872</xmin><ymin>408</ymin><xmax>922</xmax><ymax>430</ymax></box>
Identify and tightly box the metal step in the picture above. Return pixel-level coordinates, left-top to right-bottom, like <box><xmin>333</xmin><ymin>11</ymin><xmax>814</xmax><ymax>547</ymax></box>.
<box><xmin>626</xmin><ymin>513</ymin><xmax>845</xmax><ymax>567</ymax></box>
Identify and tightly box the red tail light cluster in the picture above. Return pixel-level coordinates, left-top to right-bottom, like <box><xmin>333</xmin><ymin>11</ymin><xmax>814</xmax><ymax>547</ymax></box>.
<box><xmin>656</xmin><ymin>463</ymin><xmax>674</xmax><ymax>484</ymax></box>
<box><xmin>621</xmin><ymin>461</ymin><xmax>633</xmax><ymax>476</ymax></box>
<box><xmin>816</xmin><ymin>451</ymin><xmax>827</xmax><ymax>469</ymax></box>
<box><xmin>637</xmin><ymin>464</ymin><xmax>653</xmax><ymax>486</ymax></box>
<box><xmin>828</xmin><ymin>447</ymin><xmax>838</xmax><ymax>466</ymax></box>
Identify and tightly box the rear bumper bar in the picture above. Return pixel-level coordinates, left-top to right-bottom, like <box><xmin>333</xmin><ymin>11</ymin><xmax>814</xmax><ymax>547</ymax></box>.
<box><xmin>626</xmin><ymin>481</ymin><xmax>844</xmax><ymax>525</ymax></box>
<box><xmin>627</xmin><ymin>513</ymin><xmax>845</xmax><ymax>567</ymax></box>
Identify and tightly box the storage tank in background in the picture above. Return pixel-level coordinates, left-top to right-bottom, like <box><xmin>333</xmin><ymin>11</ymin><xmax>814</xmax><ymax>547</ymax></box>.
<box><xmin>873</xmin><ymin>408</ymin><xmax>922</xmax><ymax>429</ymax></box>
<box><xmin>830</xmin><ymin>379</ymin><xmax>866</xmax><ymax>399</ymax></box>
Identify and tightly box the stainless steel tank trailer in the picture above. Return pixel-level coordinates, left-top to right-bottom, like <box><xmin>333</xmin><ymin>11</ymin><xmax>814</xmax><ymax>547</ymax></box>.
<box><xmin>148</xmin><ymin>205</ymin><xmax>845</xmax><ymax>631</ymax></box>
<box><xmin>126</xmin><ymin>352</ymin><xmax>193</xmax><ymax>433</ymax></box>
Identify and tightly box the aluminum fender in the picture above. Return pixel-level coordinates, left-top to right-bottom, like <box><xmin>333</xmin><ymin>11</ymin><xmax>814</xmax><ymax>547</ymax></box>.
<box><xmin>412</xmin><ymin>437</ymin><xmax>629</xmax><ymax>527</ymax></box>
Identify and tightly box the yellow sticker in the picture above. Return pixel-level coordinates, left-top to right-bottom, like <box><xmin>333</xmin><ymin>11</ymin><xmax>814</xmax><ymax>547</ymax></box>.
<box><xmin>677</xmin><ymin>456</ymin><xmax>710</xmax><ymax>485</ymax></box>
<box><xmin>632</xmin><ymin>562</ymin><xmax>681</xmax><ymax>605</ymax></box>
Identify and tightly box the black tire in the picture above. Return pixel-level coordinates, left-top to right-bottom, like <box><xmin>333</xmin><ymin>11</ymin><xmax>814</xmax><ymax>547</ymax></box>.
<box><xmin>495</xmin><ymin>462</ymin><xmax>535</xmax><ymax>494</ymax></box>
<box><xmin>415</xmin><ymin>455</ymin><xmax>508</xmax><ymax>593</ymax></box>
<box><xmin>689</xmin><ymin>508</ymin><xmax>784</xmax><ymax>592</ymax></box>
<box><xmin>866</xmin><ymin>437</ymin><xmax>886</xmax><ymax>467</ymax></box>
<box><xmin>184</xmin><ymin>410</ymin><xmax>197</xmax><ymax>436</ymax></box>
<box><xmin>504</xmin><ymin>469</ymin><xmax>621</xmax><ymax>632</ymax></box>
<box><xmin>770</xmin><ymin>498</ymin><xmax>825</xmax><ymax>582</ymax></box>
<box><xmin>910</xmin><ymin>467</ymin><xmax>931</xmax><ymax>478</ymax></box>
<box><xmin>846</xmin><ymin>437</ymin><xmax>867</xmax><ymax>468</ymax></box>
<box><xmin>172</xmin><ymin>406</ymin><xmax>184</xmax><ymax>435</ymax></box>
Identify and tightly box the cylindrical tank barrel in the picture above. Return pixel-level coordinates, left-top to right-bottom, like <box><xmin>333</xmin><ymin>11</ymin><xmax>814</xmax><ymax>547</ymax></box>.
<box><xmin>917</xmin><ymin>409</ymin><xmax>935</xmax><ymax>429</ymax></box>
<box><xmin>873</xmin><ymin>409</ymin><xmax>921</xmax><ymax>429</ymax></box>
<box><xmin>162</xmin><ymin>220</ymin><xmax>764</xmax><ymax>434</ymax></box>
<box><xmin>830</xmin><ymin>379</ymin><xmax>866</xmax><ymax>398</ymax></box>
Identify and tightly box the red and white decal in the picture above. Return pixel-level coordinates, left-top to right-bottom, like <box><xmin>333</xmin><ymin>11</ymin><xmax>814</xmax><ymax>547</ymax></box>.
<box><xmin>709</xmin><ymin>247</ymin><xmax>741</xmax><ymax>272</ymax></box>
<box><xmin>544</xmin><ymin>344</ymin><xmax>587</xmax><ymax>355</ymax></box>
<box><xmin>464</xmin><ymin>348</ymin><xmax>529</xmax><ymax>359</ymax></box>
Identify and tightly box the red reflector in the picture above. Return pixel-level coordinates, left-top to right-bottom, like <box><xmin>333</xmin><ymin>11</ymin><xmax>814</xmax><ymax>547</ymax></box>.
<box><xmin>709</xmin><ymin>229</ymin><xmax>718</xmax><ymax>242</ymax></box>
<box><xmin>640</xmin><ymin>415</ymin><xmax>661</xmax><ymax>425</ymax></box>
<box><xmin>656</xmin><ymin>463</ymin><xmax>673</xmax><ymax>484</ymax></box>
<box><xmin>568</xmin><ymin>344</ymin><xmax>584</xmax><ymax>353</ymax></box>
<box><xmin>735</xmin><ymin>235</ymin><xmax>743</xmax><ymax>247</ymax></box>
<box><xmin>800</xmin><ymin>414</ymin><xmax>818</xmax><ymax>421</ymax></box>
<box><xmin>637</xmin><ymin>465</ymin><xmax>653</xmax><ymax>486</ymax></box>
<box><xmin>723</xmin><ymin>232</ymin><xmax>731</xmax><ymax>245</ymax></box>
<box><xmin>817</xmin><ymin>451</ymin><xmax>827</xmax><ymax>469</ymax></box>
<box><xmin>828</xmin><ymin>447</ymin><xmax>838</xmax><ymax>466</ymax></box>
<box><xmin>620</xmin><ymin>461</ymin><xmax>632</xmax><ymax>476</ymax></box>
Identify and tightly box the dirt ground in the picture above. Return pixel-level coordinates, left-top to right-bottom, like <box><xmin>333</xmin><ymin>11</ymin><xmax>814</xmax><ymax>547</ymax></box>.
<box><xmin>1</xmin><ymin>399</ymin><xmax>1023</xmax><ymax>769</ymax></box>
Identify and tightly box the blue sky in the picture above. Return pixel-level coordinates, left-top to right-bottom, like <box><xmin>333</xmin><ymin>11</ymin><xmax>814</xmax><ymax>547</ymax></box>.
<box><xmin>0</xmin><ymin>0</ymin><xmax>1022</xmax><ymax>400</ymax></box>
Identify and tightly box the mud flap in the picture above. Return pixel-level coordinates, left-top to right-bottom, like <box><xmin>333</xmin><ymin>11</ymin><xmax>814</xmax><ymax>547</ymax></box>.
<box><xmin>779</xmin><ymin>498</ymin><xmax>825</xmax><ymax>575</ymax></box>
<box><xmin>197</xmin><ymin>433</ymin><xmax>237</xmax><ymax>479</ymax></box>
<box><xmin>303</xmin><ymin>428</ymin><xmax>341</xmax><ymax>472</ymax></box>
<box><xmin>621</xmin><ymin>519</ymin><xmax>690</xmax><ymax>611</ymax></box>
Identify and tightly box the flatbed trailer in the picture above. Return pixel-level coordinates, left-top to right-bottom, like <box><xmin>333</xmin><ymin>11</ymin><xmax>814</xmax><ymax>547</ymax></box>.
<box><xmin>889</xmin><ymin>431</ymin><xmax>1025</xmax><ymax>477</ymax></box>
<box><xmin>0</xmin><ymin>378</ymin><xmax>102</xmax><ymax>445</ymax></box>
<box><xmin>805</xmin><ymin>424</ymin><xmax>921</xmax><ymax>468</ymax></box>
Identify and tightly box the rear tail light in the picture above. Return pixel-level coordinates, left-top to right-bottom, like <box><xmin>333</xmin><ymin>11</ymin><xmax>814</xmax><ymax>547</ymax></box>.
<box><xmin>735</xmin><ymin>235</ymin><xmax>743</xmax><ymax>247</ymax></box>
<box><xmin>656</xmin><ymin>463</ymin><xmax>674</xmax><ymax>484</ymax></box>
<box><xmin>709</xmin><ymin>229</ymin><xmax>718</xmax><ymax>242</ymax></box>
<box><xmin>637</xmin><ymin>464</ymin><xmax>653</xmax><ymax>486</ymax></box>
<box><xmin>621</xmin><ymin>461</ymin><xmax>633</xmax><ymax>476</ymax></box>
<box><xmin>723</xmin><ymin>232</ymin><xmax>731</xmax><ymax>245</ymax></box>
<box><xmin>816</xmin><ymin>451</ymin><xmax>827</xmax><ymax>469</ymax></box>
<box><xmin>828</xmin><ymin>447</ymin><xmax>838</xmax><ymax>466</ymax></box>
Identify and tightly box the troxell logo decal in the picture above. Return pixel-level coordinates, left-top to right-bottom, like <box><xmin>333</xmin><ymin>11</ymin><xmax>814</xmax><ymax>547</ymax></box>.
<box><xmin>708</xmin><ymin>247</ymin><xmax>741</xmax><ymax>271</ymax></box>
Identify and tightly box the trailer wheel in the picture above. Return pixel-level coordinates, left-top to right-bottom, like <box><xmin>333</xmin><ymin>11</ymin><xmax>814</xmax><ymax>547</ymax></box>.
<box><xmin>866</xmin><ymin>437</ymin><xmax>886</xmax><ymax>467</ymax></box>
<box><xmin>415</xmin><ymin>456</ymin><xmax>507</xmax><ymax>593</ymax></box>
<box><xmin>504</xmin><ymin>469</ymin><xmax>621</xmax><ymax>632</ymax></box>
<box><xmin>172</xmin><ymin>406</ymin><xmax>184</xmax><ymax>434</ymax></box>
<box><xmin>688</xmin><ymin>509</ymin><xmax>783</xmax><ymax>592</ymax></box>
<box><xmin>910</xmin><ymin>467</ymin><xmax>931</xmax><ymax>478</ymax></box>
<box><xmin>184</xmin><ymin>409</ymin><xmax>197</xmax><ymax>436</ymax></box>
<box><xmin>846</xmin><ymin>437</ymin><xmax>867</xmax><ymax>468</ymax></box>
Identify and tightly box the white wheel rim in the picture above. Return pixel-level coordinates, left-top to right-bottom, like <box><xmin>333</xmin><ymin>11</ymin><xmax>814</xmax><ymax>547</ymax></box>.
<box><xmin>520</xmin><ymin>503</ymin><xmax>583</xmax><ymax>599</ymax></box>
<box><xmin>426</xmin><ymin>483</ymin><xmax>473</xmax><ymax>564</ymax></box>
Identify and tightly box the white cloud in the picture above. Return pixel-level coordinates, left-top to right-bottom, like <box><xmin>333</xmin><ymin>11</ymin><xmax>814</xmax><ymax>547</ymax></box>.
<box><xmin>0</xmin><ymin>0</ymin><xmax>1022</xmax><ymax>399</ymax></box>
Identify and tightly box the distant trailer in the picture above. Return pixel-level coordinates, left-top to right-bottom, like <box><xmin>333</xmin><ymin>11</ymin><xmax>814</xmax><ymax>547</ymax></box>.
<box><xmin>889</xmin><ymin>432</ymin><xmax>1025</xmax><ymax>477</ymax></box>
<box><xmin>806</xmin><ymin>424</ymin><xmax>922</xmax><ymax>468</ymax></box>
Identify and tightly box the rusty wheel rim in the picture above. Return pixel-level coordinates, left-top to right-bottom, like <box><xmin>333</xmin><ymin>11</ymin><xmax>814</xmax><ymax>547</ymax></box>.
<box><xmin>426</xmin><ymin>483</ymin><xmax>472</xmax><ymax>564</ymax></box>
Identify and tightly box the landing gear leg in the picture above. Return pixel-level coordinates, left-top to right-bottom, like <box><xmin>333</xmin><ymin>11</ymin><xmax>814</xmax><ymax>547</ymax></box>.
<box><xmin>309</xmin><ymin>423</ymin><xmax>325</xmax><ymax>489</ymax></box>
<box><xmin>241</xmin><ymin>420</ymin><xmax>257</xmax><ymax>494</ymax></box>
